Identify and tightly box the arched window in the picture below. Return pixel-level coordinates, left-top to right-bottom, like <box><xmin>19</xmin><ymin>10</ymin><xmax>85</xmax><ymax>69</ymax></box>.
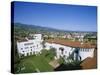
<box><xmin>59</xmin><ymin>47</ymin><xmax>64</xmax><ymax>54</ymax></box>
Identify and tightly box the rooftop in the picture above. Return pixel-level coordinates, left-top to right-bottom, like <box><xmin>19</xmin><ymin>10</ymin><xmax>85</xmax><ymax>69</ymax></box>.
<box><xmin>16</xmin><ymin>37</ymin><xmax>34</xmax><ymax>42</ymax></box>
<box><xmin>46</xmin><ymin>39</ymin><xmax>96</xmax><ymax>48</ymax></box>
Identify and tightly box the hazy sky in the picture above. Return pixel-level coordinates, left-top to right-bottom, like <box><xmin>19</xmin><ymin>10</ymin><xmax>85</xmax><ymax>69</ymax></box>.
<box><xmin>13</xmin><ymin>1</ymin><xmax>97</xmax><ymax>32</ymax></box>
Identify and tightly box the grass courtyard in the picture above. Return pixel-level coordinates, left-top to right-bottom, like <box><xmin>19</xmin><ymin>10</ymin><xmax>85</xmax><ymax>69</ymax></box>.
<box><xmin>14</xmin><ymin>48</ymin><xmax>83</xmax><ymax>73</ymax></box>
<box><xmin>14</xmin><ymin>49</ymin><xmax>56</xmax><ymax>73</ymax></box>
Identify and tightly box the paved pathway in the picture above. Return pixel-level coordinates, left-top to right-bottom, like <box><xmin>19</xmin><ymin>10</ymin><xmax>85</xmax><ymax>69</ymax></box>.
<box><xmin>49</xmin><ymin>60</ymin><xmax>60</xmax><ymax>68</ymax></box>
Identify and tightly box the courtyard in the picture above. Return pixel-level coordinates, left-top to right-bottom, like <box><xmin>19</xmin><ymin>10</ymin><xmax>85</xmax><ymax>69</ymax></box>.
<box><xmin>14</xmin><ymin>49</ymin><xmax>60</xmax><ymax>73</ymax></box>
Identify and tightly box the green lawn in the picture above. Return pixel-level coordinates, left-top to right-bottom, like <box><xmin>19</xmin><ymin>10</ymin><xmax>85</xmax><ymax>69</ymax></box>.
<box><xmin>14</xmin><ymin>50</ymin><xmax>55</xmax><ymax>73</ymax></box>
<box><xmin>14</xmin><ymin>49</ymin><xmax>81</xmax><ymax>73</ymax></box>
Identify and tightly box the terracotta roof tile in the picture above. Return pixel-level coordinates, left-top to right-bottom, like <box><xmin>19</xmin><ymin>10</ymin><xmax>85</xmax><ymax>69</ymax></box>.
<box><xmin>46</xmin><ymin>39</ymin><xmax>96</xmax><ymax>48</ymax></box>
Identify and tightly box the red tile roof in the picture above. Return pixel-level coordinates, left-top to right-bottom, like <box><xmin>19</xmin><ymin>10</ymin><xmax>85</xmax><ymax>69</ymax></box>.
<box><xmin>46</xmin><ymin>39</ymin><xmax>96</xmax><ymax>48</ymax></box>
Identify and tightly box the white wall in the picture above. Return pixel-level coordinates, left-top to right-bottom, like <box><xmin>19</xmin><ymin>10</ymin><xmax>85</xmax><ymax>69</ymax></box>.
<box><xmin>45</xmin><ymin>42</ymin><xmax>74</xmax><ymax>59</ymax></box>
<box><xmin>45</xmin><ymin>42</ymin><xmax>95</xmax><ymax>61</ymax></box>
<box><xmin>79</xmin><ymin>48</ymin><xmax>94</xmax><ymax>60</ymax></box>
<box><xmin>34</xmin><ymin>34</ymin><xmax>42</xmax><ymax>40</ymax></box>
<box><xmin>17</xmin><ymin>38</ymin><xmax>43</xmax><ymax>56</ymax></box>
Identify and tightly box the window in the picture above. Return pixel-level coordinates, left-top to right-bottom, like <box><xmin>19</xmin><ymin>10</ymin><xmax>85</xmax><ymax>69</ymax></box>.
<box><xmin>25</xmin><ymin>47</ymin><xmax>28</xmax><ymax>49</ymax></box>
<box><xmin>24</xmin><ymin>43</ymin><xmax>34</xmax><ymax>46</ymax></box>
<box><xmin>85</xmin><ymin>49</ymin><xmax>87</xmax><ymax>52</ymax></box>
<box><xmin>87</xmin><ymin>49</ymin><xmax>89</xmax><ymax>52</ymax></box>
<box><xmin>82</xmin><ymin>49</ymin><xmax>84</xmax><ymax>51</ymax></box>
<box><xmin>59</xmin><ymin>47</ymin><xmax>64</xmax><ymax>54</ymax></box>
<box><xmin>86</xmin><ymin>49</ymin><xmax>88</xmax><ymax>52</ymax></box>
<box><xmin>21</xmin><ymin>48</ymin><xmax>23</xmax><ymax>50</ymax></box>
<box><xmin>84</xmin><ymin>49</ymin><xmax>86</xmax><ymax>52</ymax></box>
<box><xmin>50</xmin><ymin>46</ymin><xmax>53</xmax><ymax>48</ymax></box>
<box><xmin>83</xmin><ymin>49</ymin><xmax>84</xmax><ymax>52</ymax></box>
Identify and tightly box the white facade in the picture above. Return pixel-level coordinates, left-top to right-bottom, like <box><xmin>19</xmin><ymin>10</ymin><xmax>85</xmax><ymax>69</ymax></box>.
<box><xmin>33</xmin><ymin>34</ymin><xmax>42</xmax><ymax>40</ymax></box>
<box><xmin>17</xmin><ymin>34</ymin><xmax>43</xmax><ymax>57</ymax></box>
<box><xmin>45</xmin><ymin>43</ymin><xmax>74</xmax><ymax>59</ymax></box>
<box><xmin>45</xmin><ymin>42</ymin><xmax>95</xmax><ymax>61</ymax></box>
<box><xmin>79</xmin><ymin>48</ymin><xmax>94</xmax><ymax>60</ymax></box>
<box><xmin>17</xmin><ymin>34</ymin><xmax>95</xmax><ymax>62</ymax></box>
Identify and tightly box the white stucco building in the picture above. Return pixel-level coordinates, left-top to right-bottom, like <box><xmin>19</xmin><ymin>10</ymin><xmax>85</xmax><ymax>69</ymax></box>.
<box><xmin>45</xmin><ymin>39</ymin><xmax>95</xmax><ymax>62</ymax></box>
<box><xmin>17</xmin><ymin>34</ymin><xmax>96</xmax><ymax>62</ymax></box>
<box><xmin>17</xmin><ymin>34</ymin><xmax>43</xmax><ymax>57</ymax></box>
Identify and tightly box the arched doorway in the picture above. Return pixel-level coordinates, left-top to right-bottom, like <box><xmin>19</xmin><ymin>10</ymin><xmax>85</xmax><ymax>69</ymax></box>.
<box><xmin>59</xmin><ymin>47</ymin><xmax>64</xmax><ymax>56</ymax></box>
<box><xmin>74</xmin><ymin>48</ymin><xmax>80</xmax><ymax>61</ymax></box>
